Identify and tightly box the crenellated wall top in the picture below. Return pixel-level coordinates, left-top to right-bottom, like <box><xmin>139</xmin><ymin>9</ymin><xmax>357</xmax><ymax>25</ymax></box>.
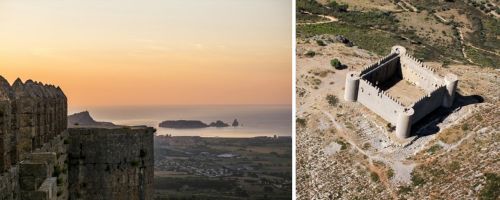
<box><xmin>0</xmin><ymin>76</ymin><xmax>66</xmax><ymax>101</ymax></box>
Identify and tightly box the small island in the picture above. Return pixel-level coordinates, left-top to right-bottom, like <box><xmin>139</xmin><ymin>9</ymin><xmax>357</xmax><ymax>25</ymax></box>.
<box><xmin>159</xmin><ymin>119</ymin><xmax>240</xmax><ymax>129</ymax></box>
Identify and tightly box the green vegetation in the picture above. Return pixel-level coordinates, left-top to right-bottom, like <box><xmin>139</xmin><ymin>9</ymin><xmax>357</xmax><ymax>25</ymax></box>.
<box><xmin>330</xmin><ymin>58</ymin><xmax>342</xmax><ymax>69</ymax></box>
<box><xmin>480</xmin><ymin>173</ymin><xmax>500</xmax><ymax>200</ymax></box>
<box><xmin>297</xmin><ymin>12</ymin><xmax>325</xmax><ymax>23</ymax></box>
<box><xmin>448</xmin><ymin>161</ymin><xmax>460</xmax><ymax>171</ymax></box>
<box><xmin>461</xmin><ymin>123</ymin><xmax>469</xmax><ymax>131</ymax></box>
<box><xmin>305</xmin><ymin>50</ymin><xmax>316</xmax><ymax>57</ymax></box>
<box><xmin>296</xmin><ymin>118</ymin><xmax>307</xmax><ymax>127</ymax></box>
<box><xmin>297</xmin><ymin>0</ymin><xmax>498</xmax><ymax>65</ymax></box>
<box><xmin>398</xmin><ymin>185</ymin><xmax>412</xmax><ymax>195</ymax></box>
<box><xmin>411</xmin><ymin>172</ymin><xmax>426</xmax><ymax>186</ymax></box>
<box><xmin>326</xmin><ymin>94</ymin><xmax>339</xmax><ymax>106</ymax></box>
<box><xmin>298</xmin><ymin>22</ymin><xmax>401</xmax><ymax>55</ymax></box>
<box><xmin>465</xmin><ymin>46</ymin><xmax>499</xmax><ymax>68</ymax></box>
<box><xmin>313</xmin><ymin>78</ymin><xmax>322</xmax><ymax>85</ymax></box>
<box><xmin>335</xmin><ymin>139</ymin><xmax>349</xmax><ymax>150</ymax></box>
<box><xmin>316</xmin><ymin>40</ymin><xmax>327</xmax><ymax>46</ymax></box>
<box><xmin>387</xmin><ymin>168</ymin><xmax>395</xmax><ymax>179</ymax></box>
<box><xmin>426</xmin><ymin>144</ymin><xmax>443</xmax><ymax>154</ymax></box>
<box><xmin>370</xmin><ymin>172</ymin><xmax>380</xmax><ymax>182</ymax></box>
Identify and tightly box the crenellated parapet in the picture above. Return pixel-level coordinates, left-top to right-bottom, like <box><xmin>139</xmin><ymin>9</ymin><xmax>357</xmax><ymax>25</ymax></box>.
<box><xmin>344</xmin><ymin>46</ymin><xmax>458</xmax><ymax>140</ymax></box>
<box><xmin>0</xmin><ymin>76</ymin><xmax>67</xmax><ymax>172</ymax></box>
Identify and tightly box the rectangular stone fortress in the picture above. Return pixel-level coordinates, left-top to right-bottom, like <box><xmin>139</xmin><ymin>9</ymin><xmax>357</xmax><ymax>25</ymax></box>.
<box><xmin>344</xmin><ymin>46</ymin><xmax>458</xmax><ymax>139</ymax></box>
<box><xmin>0</xmin><ymin>76</ymin><xmax>155</xmax><ymax>200</ymax></box>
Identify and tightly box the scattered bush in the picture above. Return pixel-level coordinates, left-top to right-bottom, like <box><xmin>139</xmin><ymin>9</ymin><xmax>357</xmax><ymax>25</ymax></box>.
<box><xmin>370</xmin><ymin>172</ymin><xmax>380</xmax><ymax>182</ymax></box>
<box><xmin>426</xmin><ymin>144</ymin><xmax>442</xmax><ymax>154</ymax></box>
<box><xmin>326</xmin><ymin>94</ymin><xmax>339</xmax><ymax>106</ymax></box>
<box><xmin>411</xmin><ymin>172</ymin><xmax>425</xmax><ymax>186</ymax></box>
<box><xmin>296</xmin><ymin>118</ymin><xmax>307</xmax><ymax>127</ymax></box>
<box><xmin>480</xmin><ymin>173</ymin><xmax>500</xmax><ymax>200</ymax></box>
<box><xmin>461</xmin><ymin>123</ymin><xmax>469</xmax><ymax>131</ymax></box>
<box><xmin>316</xmin><ymin>40</ymin><xmax>327</xmax><ymax>46</ymax></box>
<box><xmin>398</xmin><ymin>185</ymin><xmax>412</xmax><ymax>194</ymax></box>
<box><xmin>449</xmin><ymin>161</ymin><xmax>460</xmax><ymax>171</ymax></box>
<box><xmin>305</xmin><ymin>50</ymin><xmax>316</xmax><ymax>57</ymax></box>
<box><xmin>336</xmin><ymin>139</ymin><xmax>349</xmax><ymax>150</ymax></box>
<box><xmin>386</xmin><ymin>123</ymin><xmax>395</xmax><ymax>132</ymax></box>
<box><xmin>330</xmin><ymin>58</ymin><xmax>342</xmax><ymax>69</ymax></box>
<box><xmin>387</xmin><ymin>168</ymin><xmax>395</xmax><ymax>179</ymax></box>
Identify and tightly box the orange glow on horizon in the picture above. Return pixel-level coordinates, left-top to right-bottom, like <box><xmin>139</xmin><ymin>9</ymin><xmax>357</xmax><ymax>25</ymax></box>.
<box><xmin>0</xmin><ymin>0</ymin><xmax>292</xmax><ymax>107</ymax></box>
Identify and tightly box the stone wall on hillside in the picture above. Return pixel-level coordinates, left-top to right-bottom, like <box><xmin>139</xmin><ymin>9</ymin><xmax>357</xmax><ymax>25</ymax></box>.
<box><xmin>67</xmin><ymin>127</ymin><xmax>155</xmax><ymax>200</ymax></box>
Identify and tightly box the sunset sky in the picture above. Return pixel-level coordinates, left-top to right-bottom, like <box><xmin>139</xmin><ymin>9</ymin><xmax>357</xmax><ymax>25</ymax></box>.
<box><xmin>0</xmin><ymin>0</ymin><xmax>292</xmax><ymax>107</ymax></box>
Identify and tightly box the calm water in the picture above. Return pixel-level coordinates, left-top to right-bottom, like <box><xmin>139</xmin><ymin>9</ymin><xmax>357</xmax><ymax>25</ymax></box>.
<box><xmin>68</xmin><ymin>105</ymin><xmax>292</xmax><ymax>138</ymax></box>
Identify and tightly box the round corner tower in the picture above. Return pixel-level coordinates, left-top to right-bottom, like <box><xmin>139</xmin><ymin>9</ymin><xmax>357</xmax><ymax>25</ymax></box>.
<box><xmin>391</xmin><ymin>45</ymin><xmax>407</xmax><ymax>55</ymax></box>
<box><xmin>344</xmin><ymin>71</ymin><xmax>360</xmax><ymax>102</ymax></box>
<box><xmin>442</xmin><ymin>73</ymin><xmax>458</xmax><ymax>108</ymax></box>
<box><xmin>396</xmin><ymin>108</ymin><xmax>414</xmax><ymax>139</ymax></box>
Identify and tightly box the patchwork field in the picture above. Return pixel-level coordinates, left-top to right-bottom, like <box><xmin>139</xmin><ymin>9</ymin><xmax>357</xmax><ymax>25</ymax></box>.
<box><xmin>153</xmin><ymin>136</ymin><xmax>292</xmax><ymax>200</ymax></box>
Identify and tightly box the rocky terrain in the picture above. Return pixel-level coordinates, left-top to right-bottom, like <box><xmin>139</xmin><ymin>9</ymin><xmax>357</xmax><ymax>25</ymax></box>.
<box><xmin>296</xmin><ymin>1</ymin><xmax>499</xmax><ymax>199</ymax></box>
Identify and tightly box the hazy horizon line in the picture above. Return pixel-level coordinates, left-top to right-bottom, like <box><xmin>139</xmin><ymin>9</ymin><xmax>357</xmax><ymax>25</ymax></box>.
<box><xmin>69</xmin><ymin>103</ymin><xmax>292</xmax><ymax>108</ymax></box>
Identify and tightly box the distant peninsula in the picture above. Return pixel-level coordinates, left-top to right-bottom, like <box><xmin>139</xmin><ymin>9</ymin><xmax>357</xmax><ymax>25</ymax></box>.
<box><xmin>68</xmin><ymin>111</ymin><xmax>117</xmax><ymax>128</ymax></box>
<box><xmin>159</xmin><ymin>119</ymin><xmax>240</xmax><ymax>129</ymax></box>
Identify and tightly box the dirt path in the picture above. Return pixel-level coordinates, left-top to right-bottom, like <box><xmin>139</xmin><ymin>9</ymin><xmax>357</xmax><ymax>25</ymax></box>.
<box><xmin>297</xmin><ymin>11</ymin><xmax>338</xmax><ymax>25</ymax></box>
<box><xmin>458</xmin><ymin>29</ymin><xmax>475</xmax><ymax>63</ymax></box>
<box><xmin>465</xmin><ymin>43</ymin><xmax>500</xmax><ymax>56</ymax></box>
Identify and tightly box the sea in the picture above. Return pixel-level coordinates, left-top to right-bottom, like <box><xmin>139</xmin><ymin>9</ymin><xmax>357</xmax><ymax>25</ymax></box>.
<box><xmin>68</xmin><ymin>105</ymin><xmax>292</xmax><ymax>138</ymax></box>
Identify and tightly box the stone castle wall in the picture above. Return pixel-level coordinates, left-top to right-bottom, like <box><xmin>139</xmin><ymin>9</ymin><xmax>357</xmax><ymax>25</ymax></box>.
<box><xmin>0</xmin><ymin>75</ymin><xmax>155</xmax><ymax>200</ymax></box>
<box><xmin>400</xmin><ymin>53</ymin><xmax>443</xmax><ymax>92</ymax></box>
<box><xmin>0</xmin><ymin>77</ymin><xmax>68</xmax><ymax>200</ymax></box>
<box><xmin>411</xmin><ymin>85</ymin><xmax>447</xmax><ymax>124</ymax></box>
<box><xmin>357</xmin><ymin>79</ymin><xmax>405</xmax><ymax>125</ymax></box>
<box><xmin>67</xmin><ymin>127</ymin><xmax>155</xmax><ymax>200</ymax></box>
<box><xmin>344</xmin><ymin>46</ymin><xmax>458</xmax><ymax>139</ymax></box>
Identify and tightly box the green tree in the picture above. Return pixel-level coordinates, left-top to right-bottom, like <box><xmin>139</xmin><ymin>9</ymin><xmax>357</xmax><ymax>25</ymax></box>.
<box><xmin>330</xmin><ymin>58</ymin><xmax>342</xmax><ymax>69</ymax></box>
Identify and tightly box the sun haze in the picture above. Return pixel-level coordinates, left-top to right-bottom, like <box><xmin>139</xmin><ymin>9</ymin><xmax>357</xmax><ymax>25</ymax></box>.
<box><xmin>0</xmin><ymin>0</ymin><xmax>292</xmax><ymax>107</ymax></box>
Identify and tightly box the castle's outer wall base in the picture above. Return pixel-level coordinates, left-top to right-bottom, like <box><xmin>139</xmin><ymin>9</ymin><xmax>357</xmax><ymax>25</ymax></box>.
<box><xmin>68</xmin><ymin>127</ymin><xmax>155</xmax><ymax>200</ymax></box>
<box><xmin>411</xmin><ymin>86</ymin><xmax>447</xmax><ymax>124</ymax></box>
<box><xmin>357</xmin><ymin>80</ymin><xmax>404</xmax><ymax>125</ymax></box>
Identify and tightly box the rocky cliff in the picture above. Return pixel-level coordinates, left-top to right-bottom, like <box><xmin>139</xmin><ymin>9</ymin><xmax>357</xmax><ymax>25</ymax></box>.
<box><xmin>68</xmin><ymin>111</ymin><xmax>116</xmax><ymax>128</ymax></box>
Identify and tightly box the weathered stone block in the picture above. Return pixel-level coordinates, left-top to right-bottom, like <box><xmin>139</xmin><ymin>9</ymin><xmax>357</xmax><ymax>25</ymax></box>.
<box><xmin>19</xmin><ymin>161</ymin><xmax>49</xmax><ymax>190</ymax></box>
